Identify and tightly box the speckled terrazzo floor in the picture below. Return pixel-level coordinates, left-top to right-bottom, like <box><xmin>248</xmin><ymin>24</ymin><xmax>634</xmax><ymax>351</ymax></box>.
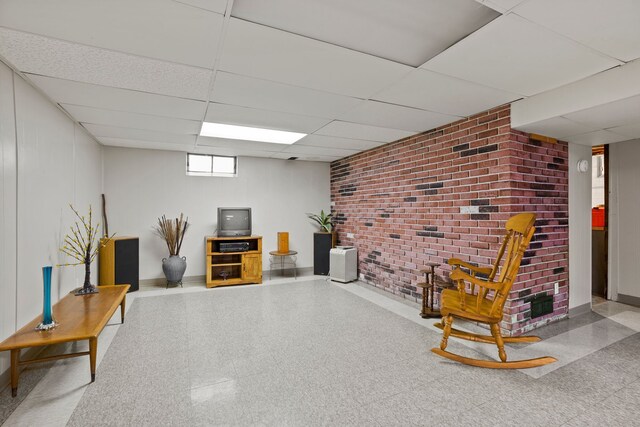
<box><xmin>2</xmin><ymin>278</ymin><xmax>640</xmax><ymax>426</ymax></box>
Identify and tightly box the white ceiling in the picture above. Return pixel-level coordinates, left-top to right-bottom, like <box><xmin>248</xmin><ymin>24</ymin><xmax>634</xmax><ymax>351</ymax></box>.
<box><xmin>0</xmin><ymin>0</ymin><xmax>638</xmax><ymax>161</ymax></box>
<box><xmin>422</xmin><ymin>13</ymin><xmax>621</xmax><ymax>96</ymax></box>
<box><xmin>230</xmin><ymin>0</ymin><xmax>498</xmax><ymax>67</ymax></box>
<box><xmin>514</xmin><ymin>0</ymin><xmax>640</xmax><ymax>62</ymax></box>
<box><xmin>0</xmin><ymin>0</ymin><xmax>225</xmax><ymax>68</ymax></box>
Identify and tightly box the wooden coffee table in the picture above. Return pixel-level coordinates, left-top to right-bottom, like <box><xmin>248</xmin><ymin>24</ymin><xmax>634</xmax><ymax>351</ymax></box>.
<box><xmin>0</xmin><ymin>284</ymin><xmax>129</xmax><ymax>397</ymax></box>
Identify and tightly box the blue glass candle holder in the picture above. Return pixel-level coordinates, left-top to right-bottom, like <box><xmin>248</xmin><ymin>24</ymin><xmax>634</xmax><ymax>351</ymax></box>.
<box><xmin>36</xmin><ymin>266</ymin><xmax>58</xmax><ymax>331</ymax></box>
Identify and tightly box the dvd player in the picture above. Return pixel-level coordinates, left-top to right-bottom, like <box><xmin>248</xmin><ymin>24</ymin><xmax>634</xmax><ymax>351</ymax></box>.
<box><xmin>219</xmin><ymin>242</ymin><xmax>250</xmax><ymax>253</ymax></box>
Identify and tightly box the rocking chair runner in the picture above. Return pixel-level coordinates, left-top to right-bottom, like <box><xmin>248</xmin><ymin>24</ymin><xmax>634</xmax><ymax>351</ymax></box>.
<box><xmin>431</xmin><ymin>212</ymin><xmax>557</xmax><ymax>369</ymax></box>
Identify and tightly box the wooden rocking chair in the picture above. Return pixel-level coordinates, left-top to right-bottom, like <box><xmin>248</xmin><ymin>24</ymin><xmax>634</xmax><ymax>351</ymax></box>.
<box><xmin>431</xmin><ymin>212</ymin><xmax>557</xmax><ymax>369</ymax></box>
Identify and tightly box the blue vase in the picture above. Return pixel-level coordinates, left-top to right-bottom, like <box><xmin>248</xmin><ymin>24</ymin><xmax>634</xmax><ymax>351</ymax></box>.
<box><xmin>36</xmin><ymin>266</ymin><xmax>58</xmax><ymax>331</ymax></box>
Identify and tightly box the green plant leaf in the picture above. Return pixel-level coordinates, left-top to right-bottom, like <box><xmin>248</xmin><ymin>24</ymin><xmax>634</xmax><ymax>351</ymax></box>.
<box><xmin>306</xmin><ymin>209</ymin><xmax>334</xmax><ymax>232</ymax></box>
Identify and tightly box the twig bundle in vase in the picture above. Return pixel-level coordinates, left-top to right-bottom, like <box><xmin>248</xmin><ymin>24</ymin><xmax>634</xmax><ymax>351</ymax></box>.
<box><xmin>154</xmin><ymin>214</ymin><xmax>189</xmax><ymax>256</ymax></box>
<box><xmin>59</xmin><ymin>205</ymin><xmax>114</xmax><ymax>295</ymax></box>
<box><xmin>154</xmin><ymin>214</ymin><xmax>190</xmax><ymax>288</ymax></box>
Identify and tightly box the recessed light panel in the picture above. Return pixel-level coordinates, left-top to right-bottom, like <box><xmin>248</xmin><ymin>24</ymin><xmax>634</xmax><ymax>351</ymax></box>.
<box><xmin>200</xmin><ymin>122</ymin><xmax>306</xmax><ymax>144</ymax></box>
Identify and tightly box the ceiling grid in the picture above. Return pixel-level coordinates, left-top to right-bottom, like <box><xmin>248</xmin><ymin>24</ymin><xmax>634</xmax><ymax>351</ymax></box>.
<box><xmin>0</xmin><ymin>0</ymin><xmax>638</xmax><ymax>159</ymax></box>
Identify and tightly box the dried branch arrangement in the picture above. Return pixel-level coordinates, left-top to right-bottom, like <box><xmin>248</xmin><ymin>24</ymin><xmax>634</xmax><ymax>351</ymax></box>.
<box><xmin>59</xmin><ymin>204</ymin><xmax>114</xmax><ymax>266</ymax></box>
<box><xmin>154</xmin><ymin>213</ymin><xmax>189</xmax><ymax>256</ymax></box>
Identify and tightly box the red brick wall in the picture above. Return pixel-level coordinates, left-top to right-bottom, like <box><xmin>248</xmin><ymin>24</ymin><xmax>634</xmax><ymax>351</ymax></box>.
<box><xmin>330</xmin><ymin>105</ymin><xmax>568</xmax><ymax>335</ymax></box>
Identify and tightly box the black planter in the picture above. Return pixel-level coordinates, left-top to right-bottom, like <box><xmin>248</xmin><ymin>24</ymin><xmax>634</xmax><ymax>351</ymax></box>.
<box><xmin>313</xmin><ymin>232</ymin><xmax>335</xmax><ymax>275</ymax></box>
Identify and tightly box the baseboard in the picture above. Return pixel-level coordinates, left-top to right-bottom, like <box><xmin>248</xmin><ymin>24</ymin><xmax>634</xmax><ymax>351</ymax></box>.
<box><xmin>266</xmin><ymin>267</ymin><xmax>313</xmax><ymax>280</ymax></box>
<box><xmin>139</xmin><ymin>275</ymin><xmax>205</xmax><ymax>287</ymax></box>
<box><xmin>617</xmin><ymin>293</ymin><xmax>640</xmax><ymax>307</ymax></box>
<box><xmin>296</xmin><ymin>267</ymin><xmax>314</xmax><ymax>276</ymax></box>
<box><xmin>568</xmin><ymin>302</ymin><xmax>592</xmax><ymax>317</ymax></box>
<box><xmin>139</xmin><ymin>268</ymin><xmax>314</xmax><ymax>287</ymax></box>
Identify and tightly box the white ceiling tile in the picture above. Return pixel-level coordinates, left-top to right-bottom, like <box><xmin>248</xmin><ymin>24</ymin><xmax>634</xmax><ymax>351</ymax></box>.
<box><xmin>563</xmin><ymin>95</ymin><xmax>640</xmax><ymax>129</ymax></box>
<box><xmin>205</xmin><ymin>103</ymin><xmax>330</xmax><ymax>133</ymax></box>
<box><xmin>0</xmin><ymin>29</ymin><xmax>212</xmax><ymax>100</ymax></box>
<box><xmin>172</xmin><ymin>0</ymin><xmax>227</xmax><ymax>13</ymax></box>
<box><xmin>607</xmin><ymin>123</ymin><xmax>640</xmax><ymax>139</ymax></box>
<box><xmin>296</xmin><ymin>134</ymin><xmax>383</xmax><ymax>151</ymax></box>
<box><xmin>514</xmin><ymin>0</ymin><xmax>640</xmax><ymax>62</ymax></box>
<box><xmin>316</xmin><ymin>121</ymin><xmax>413</xmax><ymax>143</ymax></box>
<box><xmin>196</xmin><ymin>143</ymin><xmax>287</xmax><ymax>158</ymax></box>
<box><xmin>101</xmin><ymin>137</ymin><xmax>283</xmax><ymax>159</ymax></box>
<box><xmin>270</xmin><ymin>152</ymin><xmax>340</xmax><ymax>162</ymax></box>
<box><xmin>98</xmin><ymin>137</ymin><xmax>194</xmax><ymax>152</ymax></box>
<box><xmin>475</xmin><ymin>0</ymin><xmax>526</xmax><ymax>13</ymax></box>
<box><xmin>101</xmin><ymin>138</ymin><xmax>276</xmax><ymax>158</ymax></box>
<box><xmin>510</xmin><ymin>59</ymin><xmax>640</xmax><ymax>128</ymax></box>
<box><xmin>84</xmin><ymin>124</ymin><xmax>197</xmax><ymax>144</ymax></box>
<box><xmin>211</xmin><ymin>72</ymin><xmax>362</xmax><ymax>119</ymax></box>
<box><xmin>62</xmin><ymin>104</ymin><xmax>201</xmax><ymax>134</ymax></box>
<box><xmin>219</xmin><ymin>18</ymin><xmax>412</xmax><ymax>98</ymax></box>
<box><xmin>280</xmin><ymin>144</ymin><xmax>360</xmax><ymax>157</ymax></box>
<box><xmin>0</xmin><ymin>0</ymin><xmax>224</xmax><ymax>68</ymax></box>
<box><xmin>231</xmin><ymin>149</ymin><xmax>292</xmax><ymax>158</ymax></box>
<box><xmin>231</xmin><ymin>0</ymin><xmax>498</xmax><ymax>67</ymax></box>
<box><xmin>339</xmin><ymin>100</ymin><xmax>460</xmax><ymax>133</ymax></box>
<box><xmin>25</xmin><ymin>75</ymin><xmax>206</xmax><ymax>120</ymax></box>
<box><xmin>197</xmin><ymin>136</ymin><xmax>286</xmax><ymax>152</ymax></box>
<box><xmin>568</xmin><ymin>130</ymin><xmax>630</xmax><ymax>146</ymax></box>
<box><xmin>422</xmin><ymin>13</ymin><xmax>621</xmax><ymax>96</ymax></box>
<box><xmin>373</xmin><ymin>69</ymin><xmax>520</xmax><ymax>117</ymax></box>
<box><xmin>513</xmin><ymin>117</ymin><xmax>599</xmax><ymax>139</ymax></box>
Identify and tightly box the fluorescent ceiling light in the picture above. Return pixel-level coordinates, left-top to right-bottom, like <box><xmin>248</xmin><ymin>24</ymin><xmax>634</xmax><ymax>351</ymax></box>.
<box><xmin>200</xmin><ymin>122</ymin><xmax>306</xmax><ymax>144</ymax></box>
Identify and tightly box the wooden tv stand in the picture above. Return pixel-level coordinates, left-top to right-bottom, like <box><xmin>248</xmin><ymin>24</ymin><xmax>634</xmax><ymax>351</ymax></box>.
<box><xmin>205</xmin><ymin>236</ymin><xmax>262</xmax><ymax>288</ymax></box>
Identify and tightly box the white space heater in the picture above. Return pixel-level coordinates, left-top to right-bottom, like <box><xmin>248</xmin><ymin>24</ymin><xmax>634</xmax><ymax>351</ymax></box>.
<box><xmin>330</xmin><ymin>246</ymin><xmax>358</xmax><ymax>283</ymax></box>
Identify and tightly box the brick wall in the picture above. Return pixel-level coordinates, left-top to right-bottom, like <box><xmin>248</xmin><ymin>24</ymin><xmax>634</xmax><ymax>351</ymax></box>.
<box><xmin>330</xmin><ymin>105</ymin><xmax>568</xmax><ymax>335</ymax></box>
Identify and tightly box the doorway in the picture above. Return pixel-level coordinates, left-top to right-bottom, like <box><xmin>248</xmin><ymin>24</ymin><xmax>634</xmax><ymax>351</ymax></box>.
<box><xmin>591</xmin><ymin>145</ymin><xmax>607</xmax><ymax>298</ymax></box>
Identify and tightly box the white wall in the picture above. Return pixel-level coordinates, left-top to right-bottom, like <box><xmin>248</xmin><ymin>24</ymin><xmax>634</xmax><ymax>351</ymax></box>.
<box><xmin>568</xmin><ymin>142</ymin><xmax>592</xmax><ymax>312</ymax></box>
<box><xmin>103</xmin><ymin>147</ymin><xmax>330</xmax><ymax>280</ymax></box>
<box><xmin>0</xmin><ymin>61</ymin><xmax>18</xmax><ymax>384</ymax></box>
<box><xmin>0</xmin><ymin>61</ymin><xmax>103</xmax><ymax>379</ymax></box>
<box><xmin>609</xmin><ymin>139</ymin><xmax>640</xmax><ymax>301</ymax></box>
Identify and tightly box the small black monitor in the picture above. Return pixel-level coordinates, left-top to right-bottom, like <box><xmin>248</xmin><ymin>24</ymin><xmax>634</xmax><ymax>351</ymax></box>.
<box><xmin>217</xmin><ymin>208</ymin><xmax>251</xmax><ymax>237</ymax></box>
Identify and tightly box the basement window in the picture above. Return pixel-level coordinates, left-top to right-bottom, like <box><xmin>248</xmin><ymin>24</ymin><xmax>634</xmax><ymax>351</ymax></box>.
<box><xmin>186</xmin><ymin>153</ymin><xmax>237</xmax><ymax>177</ymax></box>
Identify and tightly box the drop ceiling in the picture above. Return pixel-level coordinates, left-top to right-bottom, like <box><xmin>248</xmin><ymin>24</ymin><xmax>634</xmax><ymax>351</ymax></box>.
<box><xmin>0</xmin><ymin>0</ymin><xmax>638</xmax><ymax>161</ymax></box>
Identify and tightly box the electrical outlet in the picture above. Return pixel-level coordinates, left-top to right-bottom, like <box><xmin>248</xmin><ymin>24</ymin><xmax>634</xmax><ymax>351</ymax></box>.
<box><xmin>347</xmin><ymin>233</ymin><xmax>354</xmax><ymax>239</ymax></box>
<box><xmin>359</xmin><ymin>273</ymin><xmax>365</xmax><ymax>280</ymax></box>
<box><xmin>330</xmin><ymin>201</ymin><xmax>336</xmax><ymax>206</ymax></box>
<box><xmin>554</xmin><ymin>282</ymin><xmax>559</xmax><ymax>294</ymax></box>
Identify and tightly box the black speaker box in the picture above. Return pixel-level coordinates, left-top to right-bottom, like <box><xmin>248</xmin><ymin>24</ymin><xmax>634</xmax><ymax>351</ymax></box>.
<box><xmin>99</xmin><ymin>237</ymin><xmax>139</xmax><ymax>292</ymax></box>
<box><xmin>313</xmin><ymin>232</ymin><xmax>335</xmax><ymax>275</ymax></box>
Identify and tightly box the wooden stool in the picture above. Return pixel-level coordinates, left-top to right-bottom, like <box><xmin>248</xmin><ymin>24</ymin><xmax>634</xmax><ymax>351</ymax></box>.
<box><xmin>417</xmin><ymin>262</ymin><xmax>442</xmax><ymax>318</ymax></box>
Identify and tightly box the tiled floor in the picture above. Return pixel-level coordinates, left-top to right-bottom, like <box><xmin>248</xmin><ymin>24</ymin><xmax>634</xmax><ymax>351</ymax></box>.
<box><xmin>1</xmin><ymin>277</ymin><xmax>640</xmax><ymax>426</ymax></box>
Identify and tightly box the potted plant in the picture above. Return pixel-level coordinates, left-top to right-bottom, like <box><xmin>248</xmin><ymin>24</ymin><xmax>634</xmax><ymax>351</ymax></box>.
<box><xmin>307</xmin><ymin>210</ymin><xmax>333</xmax><ymax>232</ymax></box>
<box><xmin>59</xmin><ymin>205</ymin><xmax>114</xmax><ymax>295</ymax></box>
<box><xmin>154</xmin><ymin>213</ymin><xmax>189</xmax><ymax>287</ymax></box>
<box><xmin>306</xmin><ymin>210</ymin><xmax>337</xmax><ymax>275</ymax></box>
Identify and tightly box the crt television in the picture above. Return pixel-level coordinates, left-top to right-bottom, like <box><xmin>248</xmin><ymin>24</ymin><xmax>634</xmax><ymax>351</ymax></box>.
<box><xmin>217</xmin><ymin>207</ymin><xmax>252</xmax><ymax>237</ymax></box>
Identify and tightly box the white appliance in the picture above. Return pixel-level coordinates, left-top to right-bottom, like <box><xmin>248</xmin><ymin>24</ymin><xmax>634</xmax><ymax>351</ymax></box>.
<box><xmin>330</xmin><ymin>246</ymin><xmax>358</xmax><ymax>283</ymax></box>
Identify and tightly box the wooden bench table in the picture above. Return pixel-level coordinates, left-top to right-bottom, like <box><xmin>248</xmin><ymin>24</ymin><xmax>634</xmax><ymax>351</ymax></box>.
<box><xmin>0</xmin><ymin>284</ymin><xmax>129</xmax><ymax>397</ymax></box>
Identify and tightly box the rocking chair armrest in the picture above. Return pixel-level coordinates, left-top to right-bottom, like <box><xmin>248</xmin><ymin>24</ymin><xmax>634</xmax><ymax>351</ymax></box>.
<box><xmin>449</xmin><ymin>268</ymin><xmax>502</xmax><ymax>291</ymax></box>
<box><xmin>447</xmin><ymin>258</ymin><xmax>492</xmax><ymax>276</ymax></box>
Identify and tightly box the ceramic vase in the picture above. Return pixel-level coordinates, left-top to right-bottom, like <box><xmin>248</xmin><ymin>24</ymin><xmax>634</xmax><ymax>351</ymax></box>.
<box><xmin>162</xmin><ymin>255</ymin><xmax>187</xmax><ymax>286</ymax></box>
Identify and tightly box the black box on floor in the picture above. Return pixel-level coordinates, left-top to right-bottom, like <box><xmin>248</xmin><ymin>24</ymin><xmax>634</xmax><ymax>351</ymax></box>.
<box><xmin>313</xmin><ymin>232</ymin><xmax>335</xmax><ymax>275</ymax></box>
<box><xmin>99</xmin><ymin>237</ymin><xmax>139</xmax><ymax>292</ymax></box>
